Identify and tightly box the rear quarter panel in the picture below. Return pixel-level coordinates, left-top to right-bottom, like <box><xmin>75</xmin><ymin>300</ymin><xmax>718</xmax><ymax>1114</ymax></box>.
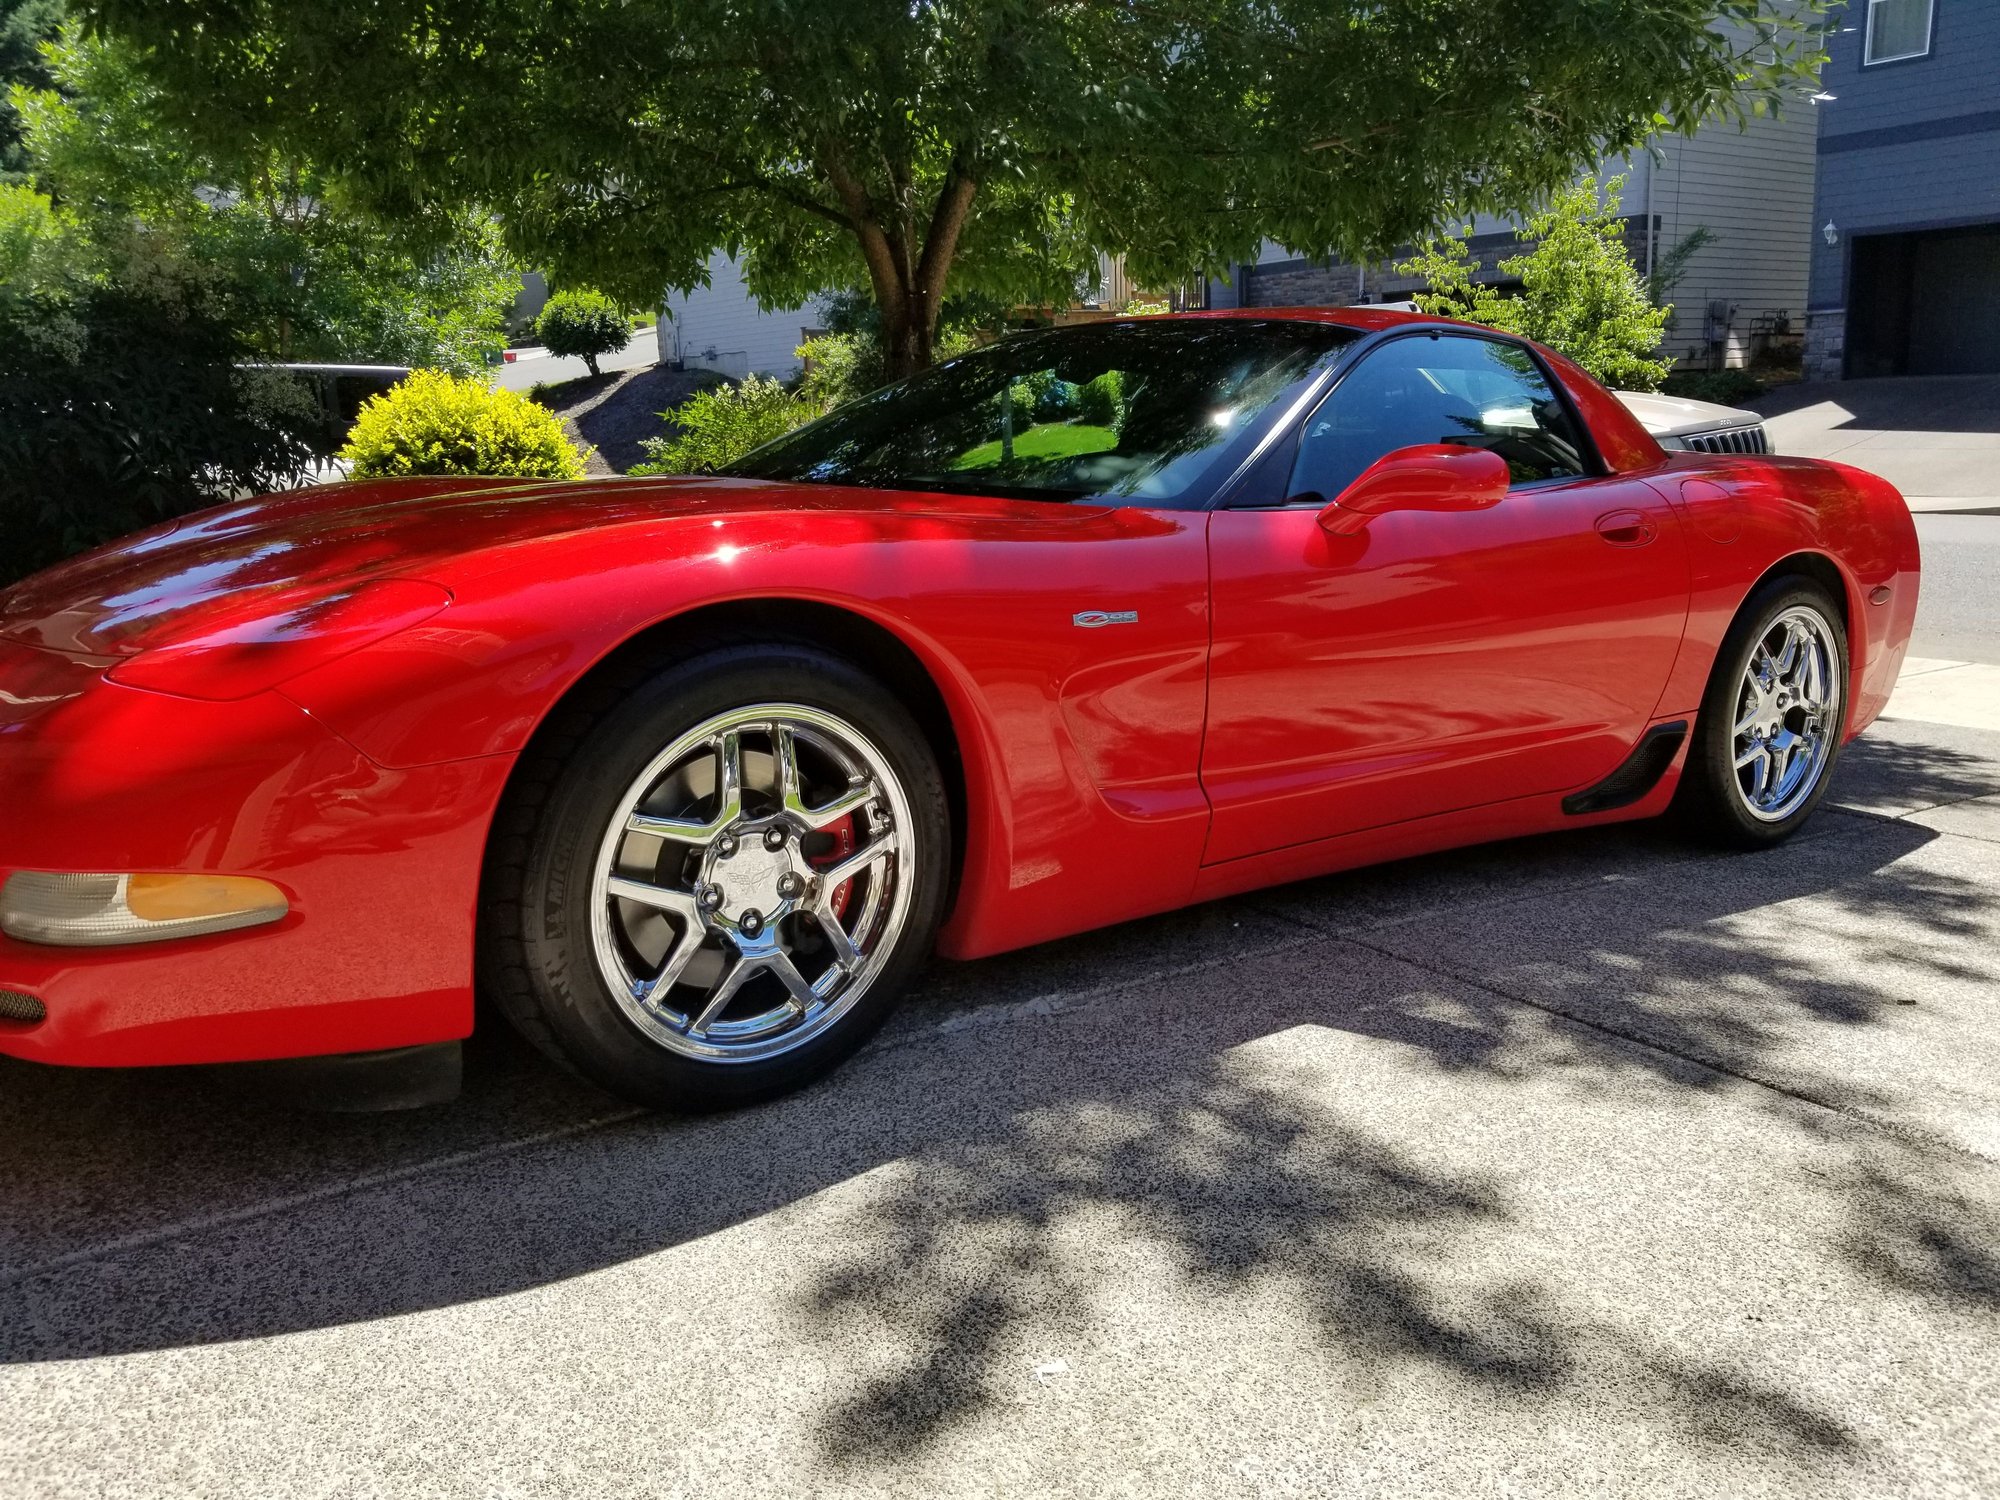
<box><xmin>1643</xmin><ymin>454</ymin><xmax>1920</xmax><ymax>736</ymax></box>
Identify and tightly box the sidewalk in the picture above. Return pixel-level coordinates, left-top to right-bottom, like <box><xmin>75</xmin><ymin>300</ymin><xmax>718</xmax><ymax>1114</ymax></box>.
<box><xmin>1883</xmin><ymin>657</ymin><xmax>2000</xmax><ymax>733</ymax></box>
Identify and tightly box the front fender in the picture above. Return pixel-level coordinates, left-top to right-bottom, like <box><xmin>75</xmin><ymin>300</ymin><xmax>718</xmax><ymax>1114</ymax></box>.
<box><xmin>278</xmin><ymin>502</ymin><xmax>1217</xmax><ymax>959</ymax></box>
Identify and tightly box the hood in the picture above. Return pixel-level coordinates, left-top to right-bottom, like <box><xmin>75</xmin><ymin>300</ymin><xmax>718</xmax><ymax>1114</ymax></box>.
<box><xmin>1613</xmin><ymin>389</ymin><xmax>1762</xmax><ymax>440</ymax></box>
<box><xmin>0</xmin><ymin>474</ymin><xmax>990</xmax><ymax>659</ymax></box>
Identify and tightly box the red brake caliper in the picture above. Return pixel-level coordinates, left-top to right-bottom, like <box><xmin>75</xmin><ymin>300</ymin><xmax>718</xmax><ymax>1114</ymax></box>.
<box><xmin>810</xmin><ymin>819</ymin><xmax>859</xmax><ymax>924</ymax></box>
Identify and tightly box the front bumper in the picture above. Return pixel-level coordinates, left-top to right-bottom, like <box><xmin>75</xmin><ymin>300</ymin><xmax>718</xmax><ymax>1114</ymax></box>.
<box><xmin>0</xmin><ymin>637</ymin><xmax>511</xmax><ymax>1067</ymax></box>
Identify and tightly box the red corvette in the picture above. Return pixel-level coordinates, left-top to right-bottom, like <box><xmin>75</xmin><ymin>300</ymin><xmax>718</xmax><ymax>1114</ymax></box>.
<box><xmin>0</xmin><ymin>310</ymin><xmax>1920</xmax><ymax>1108</ymax></box>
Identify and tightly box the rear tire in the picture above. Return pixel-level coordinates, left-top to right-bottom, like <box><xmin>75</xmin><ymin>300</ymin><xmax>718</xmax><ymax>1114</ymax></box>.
<box><xmin>1674</xmin><ymin>576</ymin><xmax>1849</xmax><ymax>849</ymax></box>
<box><xmin>478</xmin><ymin>643</ymin><xmax>951</xmax><ymax>1110</ymax></box>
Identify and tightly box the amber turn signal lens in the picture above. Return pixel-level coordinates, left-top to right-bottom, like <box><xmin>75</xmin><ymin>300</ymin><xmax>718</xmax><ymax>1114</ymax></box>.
<box><xmin>0</xmin><ymin>872</ymin><xmax>289</xmax><ymax>947</ymax></box>
<box><xmin>124</xmin><ymin>873</ymin><xmax>285</xmax><ymax>923</ymax></box>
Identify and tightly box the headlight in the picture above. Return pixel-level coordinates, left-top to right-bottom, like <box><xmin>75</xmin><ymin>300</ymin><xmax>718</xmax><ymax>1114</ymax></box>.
<box><xmin>106</xmin><ymin>579</ymin><xmax>451</xmax><ymax>702</ymax></box>
<box><xmin>1</xmin><ymin>872</ymin><xmax>289</xmax><ymax>946</ymax></box>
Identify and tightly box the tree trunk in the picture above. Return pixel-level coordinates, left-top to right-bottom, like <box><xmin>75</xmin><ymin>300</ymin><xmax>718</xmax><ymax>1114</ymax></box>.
<box><xmin>584</xmin><ymin>353</ymin><xmax>601</xmax><ymax>377</ymax></box>
<box><xmin>824</xmin><ymin>155</ymin><xmax>975</xmax><ymax>383</ymax></box>
<box><xmin>878</xmin><ymin>288</ymin><xmax>937</xmax><ymax>383</ymax></box>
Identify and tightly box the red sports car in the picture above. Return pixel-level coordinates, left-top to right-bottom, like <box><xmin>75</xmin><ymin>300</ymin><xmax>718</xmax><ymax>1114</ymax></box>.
<box><xmin>0</xmin><ymin>310</ymin><xmax>1920</xmax><ymax>1109</ymax></box>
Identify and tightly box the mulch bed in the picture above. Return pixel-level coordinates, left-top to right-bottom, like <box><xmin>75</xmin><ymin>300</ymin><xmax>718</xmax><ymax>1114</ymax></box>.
<box><xmin>531</xmin><ymin>363</ymin><xmax>725</xmax><ymax>474</ymax></box>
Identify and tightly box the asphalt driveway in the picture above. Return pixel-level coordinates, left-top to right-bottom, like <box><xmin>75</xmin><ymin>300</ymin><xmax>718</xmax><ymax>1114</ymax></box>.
<box><xmin>3</xmin><ymin>674</ymin><xmax>1998</xmax><ymax>1498</ymax></box>
<box><xmin>1756</xmin><ymin>375</ymin><xmax>2000</xmax><ymax>509</ymax></box>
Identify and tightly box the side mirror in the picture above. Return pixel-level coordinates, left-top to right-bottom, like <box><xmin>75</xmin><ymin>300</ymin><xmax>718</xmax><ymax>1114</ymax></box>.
<box><xmin>1315</xmin><ymin>444</ymin><xmax>1509</xmax><ymax>536</ymax></box>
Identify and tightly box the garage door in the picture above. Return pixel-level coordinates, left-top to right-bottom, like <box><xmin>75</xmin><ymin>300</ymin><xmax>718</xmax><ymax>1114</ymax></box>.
<box><xmin>1907</xmin><ymin>227</ymin><xmax>2000</xmax><ymax>375</ymax></box>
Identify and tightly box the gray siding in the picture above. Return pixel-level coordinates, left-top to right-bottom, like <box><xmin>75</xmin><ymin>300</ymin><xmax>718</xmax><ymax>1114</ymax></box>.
<box><xmin>1820</xmin><ymin>0</ymin><xmax>2000</xmax><ymax>138</ymax></box>
<box><xmin>1642</xmin><ymin>102</ymin><xmax>1818</xmax><ymax>363</ymax></box>
<box><xmin>1231</xmin><ymin>60</ymin><xmax>1814</xmax><ymax>371</ymax></box>
<box><xmin>1809</xmin><ymin>0</ymin><xmax>2000</xmax><ymax>309</ymax></box>
<box><xmin>1811</xmin><ymin>132</ymin><xmax>2000</xmax><ymax>305</ymax></box>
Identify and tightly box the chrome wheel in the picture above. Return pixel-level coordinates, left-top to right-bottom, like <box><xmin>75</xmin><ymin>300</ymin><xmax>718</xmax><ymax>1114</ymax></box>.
<box><xmin>1729</xmin><ymin>605</ymin><xmax>1842</xmax><ymax>823</ymax></box>
<box><xmin>588</xmin><ymin>703</ymin><xmax>915</xmax><ymax>1063</ymax></box>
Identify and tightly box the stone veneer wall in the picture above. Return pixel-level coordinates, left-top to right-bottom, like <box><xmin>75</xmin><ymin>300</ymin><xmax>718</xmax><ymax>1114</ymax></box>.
<box><xmin>1802</xmin><ymin>307</ymin><xmax>1846</xmax><ymax>383</ymax></box>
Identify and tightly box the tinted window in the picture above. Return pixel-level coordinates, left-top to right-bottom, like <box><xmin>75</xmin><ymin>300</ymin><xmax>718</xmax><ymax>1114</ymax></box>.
<box><xmin>727</xmin><ymin>320</ymin><xmax>1354</xmax><ymax>503</ymax></box>
<box><xmin>1289</xmin><ymin>333</ymin><xmax>1590</xmax><ymax>502</ymax></box>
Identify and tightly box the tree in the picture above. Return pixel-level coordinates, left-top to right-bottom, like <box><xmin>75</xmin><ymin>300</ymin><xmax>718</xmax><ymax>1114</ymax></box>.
<box><xmin>0</xmin><ymin>272</ymin><xmax>320</xmax><ymax>585</ymax></box>
<box><xmin>17</xmin><ymin>28</ymin><xmax>518</xmax><ymax>372</ymax></box>
<box><xmin>84</xmin><ymin>1</ymin><xmax>1824</xmax><ymax>378</ymax></box>
<box><xmin>0</xmin><ymin>179</ymin><xmax>85</xmax><ymax>293</ymax></box>
<box><xmin>534</xmin><ymin>288</ymin><xmax>629</xmax><ymax>377</ymax></box>
<box><xmin>1397</xmin><ymin>176</ymin><xmax>1674</xmax><ymax>391</ymax></box>
<box><xmin>1645</xmin><ymin>224</ymin><xmax>1720</xmax><ymax>330</ymax></box>
<box><xmin>0</xmin><ymin>0</ymin><xmax>62</xmax><ymax>184</ymax></box>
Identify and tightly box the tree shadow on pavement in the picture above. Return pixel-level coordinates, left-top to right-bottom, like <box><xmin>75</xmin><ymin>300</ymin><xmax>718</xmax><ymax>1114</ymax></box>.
<box><xmin>1835</xmin><ymin>726</ymin><xmax>2000</xmax><ymax>817</ymax></box>
<box><xmin>0</xmin><ymin>781</ymin><xmax>1993</xmax><ymax>1489</ymax></box>
<box><xmin>793</xmin><ymin>1031</ymin><xmax>1864</xmax><ymax>1475</ymax></box>
<box><xmin>1836</xmin><ymin>1143</ymin><xmax>2000</xmax><ymax>1312</ymax></box>
<box><xmin>533</xmin><ymin>365</ymin><xmax>723</xmax><ymax>473</ymax></box>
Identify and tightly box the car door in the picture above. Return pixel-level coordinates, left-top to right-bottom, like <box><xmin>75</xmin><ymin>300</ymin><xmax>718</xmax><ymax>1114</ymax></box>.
<box><xmin>1200</xmin><ymin>331</ymin><xmax>1691</xmax><ymax>865</ymax></box>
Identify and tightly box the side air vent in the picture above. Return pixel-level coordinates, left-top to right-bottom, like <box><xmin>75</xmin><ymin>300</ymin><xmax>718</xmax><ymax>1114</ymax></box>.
<box><xmin>0</xmin><ymin>990</ymin><xmax>47</xmax><ymax>1025</ymax></box>
<box><xmin>1563</xmin><ymin>722</ymin><xmax>1690</xmax><ymax>816</ymax></box>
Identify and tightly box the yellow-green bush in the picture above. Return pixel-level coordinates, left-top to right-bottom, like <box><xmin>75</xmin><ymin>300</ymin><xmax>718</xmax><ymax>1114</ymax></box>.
<box><xmin>339</xmin><ymin>369</ymin><xmax>588</xmax><ymax>480</ymax></box>
<box><xmin>631</xmin><ymin>374</ymin><xmax>811</xmax><ymax>475</ymax></box>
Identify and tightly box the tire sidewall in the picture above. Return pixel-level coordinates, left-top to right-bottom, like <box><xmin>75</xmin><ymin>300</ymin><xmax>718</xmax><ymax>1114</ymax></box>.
<box><xmin>517</xmin><ymin>644</ymin><xmax>950</xmax><ymax>1107</ymax></box>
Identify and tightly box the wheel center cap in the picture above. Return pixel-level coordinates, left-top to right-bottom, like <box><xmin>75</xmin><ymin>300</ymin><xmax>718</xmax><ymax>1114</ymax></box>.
<box><xmin>1753</xmin><ymin>683</ymin><xmax>1785</xmax><ymax>732</ymax></box>
<box><xmin>709</xmin><ymin>842</ymin><xmax>791</xmax><ymax>918</ymax></box>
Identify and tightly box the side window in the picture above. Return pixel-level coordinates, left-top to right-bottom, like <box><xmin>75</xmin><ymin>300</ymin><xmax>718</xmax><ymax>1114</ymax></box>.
<box><xmin>1288</xmin><ymin>334</ymin><xmax>1591</xmax><ymax>502</ymax></box>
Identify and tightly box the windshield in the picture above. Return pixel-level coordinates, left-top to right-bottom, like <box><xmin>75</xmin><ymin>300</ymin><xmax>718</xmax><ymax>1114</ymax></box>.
<box><xmin>724</xmin><ymin>319</ymin><xmax>1356</xmax><ymax>503</ymax></box>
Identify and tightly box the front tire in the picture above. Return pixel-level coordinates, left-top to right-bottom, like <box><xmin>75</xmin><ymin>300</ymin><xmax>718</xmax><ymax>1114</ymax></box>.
<box><xmin>479</xmin><ymin>643</ymin><xmax>950</xmax><ymax>1109</ymax></box>
<box><xmin>1675</xmin><ymin>576</ymin><xmax>1849</xmax><ymax>849</ymax></box>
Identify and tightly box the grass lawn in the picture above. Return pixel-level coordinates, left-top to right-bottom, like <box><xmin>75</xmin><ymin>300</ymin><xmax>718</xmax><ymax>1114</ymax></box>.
<box><xmin>952</xmin><ymin>422</ymin><xmax>1117</xmax><ymax>470</ymax></box>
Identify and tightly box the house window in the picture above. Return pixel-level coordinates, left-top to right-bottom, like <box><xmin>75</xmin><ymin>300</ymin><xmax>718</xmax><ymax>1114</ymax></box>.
<box><xmin>1864</xmin><ymin>0</ymin><xmax>1934</xmax><ymax>64</ymax></box>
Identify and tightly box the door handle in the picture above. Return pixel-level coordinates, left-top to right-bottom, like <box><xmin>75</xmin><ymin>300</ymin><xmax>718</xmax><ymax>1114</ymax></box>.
<box><xmin>1594</xmin><ymin>509</ymin><xmax>1656</xmax><ymax>547</ymax></box>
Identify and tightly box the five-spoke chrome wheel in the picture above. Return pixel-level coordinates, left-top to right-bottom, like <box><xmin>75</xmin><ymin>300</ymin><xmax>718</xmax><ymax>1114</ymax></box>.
<box><xmin>1729</xmin><ymin>604</ymin><xmax>1842</xmax><ymax>823</ymax></box>
<box><xmin>588</xmin><ymin>704</ymin><xmax>915</xmax><ymax>1063</ymax></box>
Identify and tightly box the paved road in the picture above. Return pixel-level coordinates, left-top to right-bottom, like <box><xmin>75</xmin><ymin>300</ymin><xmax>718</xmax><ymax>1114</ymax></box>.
<box><xmin>1756</xmin><ymin>370</ymin><xmax>2000</xmax><ymax>663</ymax></box>
<box><xmin>1914</xmin><ymin>513</ymin><xmax>2000</xmax><ymax>666</ymax></box>
<box><xmin>4</xmin><ymin>667</ymin><xmax>1999</xmax><ymax>1497</ymax></box>
<box><xmin>491</xmin><ymin>331</ymin><xmax>665</xmax><ymax>393</ymax></box>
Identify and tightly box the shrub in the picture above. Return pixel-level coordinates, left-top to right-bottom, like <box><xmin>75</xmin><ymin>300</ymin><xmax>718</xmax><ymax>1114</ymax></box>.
<box><xmin>0</xmin><ymin>279</ymin><xmax>320</xmax><ymax>586</ymax></box>
<box><xmin>1077</xmin><ymin>369</ymin><xmax>1124</xmax><ymax>428</ymax></box>
<box><xmin>633</xmin><ymin>324</ymin><xmax>992</xmax><ymax>478</ymax></box>
<box><xmin>1024</xmin><ymin>369</ymin><xmax>1081</xmax><ymax>421</ymax></box>
<box><xmin>535</xmin><ymin>288</ymin><xmax>630</xmax><ymax>376</ymax></box>
<box><xmin>1662</xmin><ymin>367</ymin><xmax>1764</xmax><ymax>406</ymax></box>
<box><xmin>339</xmin><ymin>368</ymin><xmax>588</xmax><ymax>479</ymax></box>
<box><xmin>794</xmin><ymin>323</ymin><xmax>984</xmax><ymax>411</ymax></box>
<box><xmin>796</xmin><ymin>331</ymin><xmax>886</xmax><ymax>410</ymax></box>
<box><xmin>632</xmin><ymin>374</ymin><xmax>813</xmax><ymax>475</ymax></box>
<box><xmin>999</xmin><ymin>380</ymin><xmax>1036</xmax><ymax>431</ymax></box>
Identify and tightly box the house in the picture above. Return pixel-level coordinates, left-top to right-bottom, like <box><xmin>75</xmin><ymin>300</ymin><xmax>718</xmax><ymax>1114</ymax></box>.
<box><xmin>656</xmin><ymin>253</ymin><xmax>1147</xmax><ymax>379</ymax></box>
<box><xmin>1209</xmin><ymin>96</ymin><xmax>1819</xmax><ymax>372</ymax></box>
<box><xmin>659</xmin><ymin>252</ymin><xmax>823</xmax><ymax>380</ymax></box>
<box><xmin>1803</xmin><ymin>0</ymin><xmax>2000</xmax><ymax>379</ymax></box>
